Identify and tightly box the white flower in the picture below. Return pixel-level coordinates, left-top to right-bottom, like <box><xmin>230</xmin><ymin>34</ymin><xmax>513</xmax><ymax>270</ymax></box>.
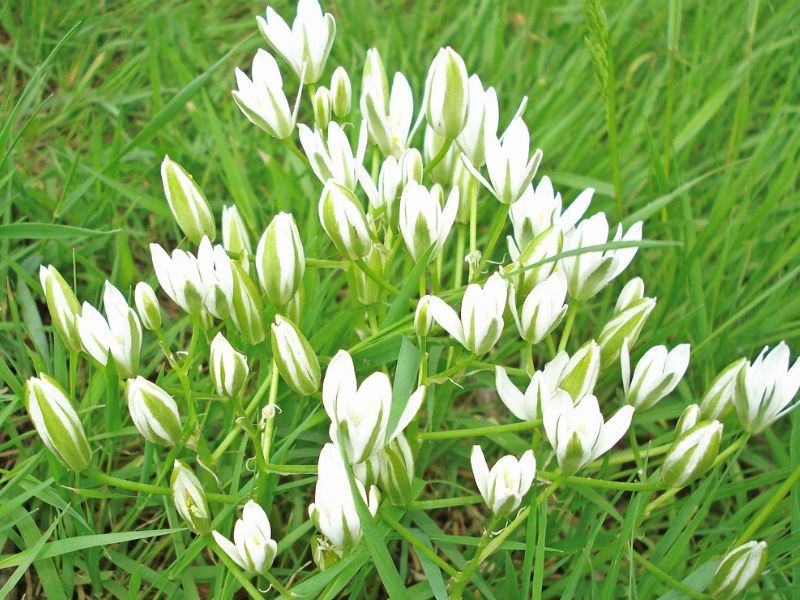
<box><xmin>399</xmin><ymin>182</ymin><xmax>459</xmax><ymax>262</ymax></box>
<box><xmin>542</xmin><ymin>392</ymin><xmax>634</xmax><ymax>474</ymax></box>
<box><xmin>232</xmin><ymin>49</ymin><xmax>301</xmax><ymax>139</ymax></box>
<box><xmin>734</xmin><ymin>342</ymin><xmax>800</xmax><ymax>433</ymax></box>
<box><xmin>209</xmin><ymin>333</ymin><xmax>249</xmax><ymax>398</ymax></box>
<box><xmin>560</xmin><ymin>213</ymin><xmax>643</xmax><ymax>301</ymax></box>
<box><xmin>256</xmin><ymin>212</ymin><xmax>305</xmax><ymax>307</ymax></box>
<box><xmin>495</xmin><ymin>344</ymin><xmax>599</xmax><ymax>422</ymax></box>
<box><xmin>212</xmin><ymin>501</ymin><xmax>278</xmax><ymax>576</ymax></box>
<box><xmin>76</xmin><ymin>282</ymin><xmax>142</xmax><ymax>379</ymax></box>
<box><xmin>471</xmin><ymin>445</ymin><xmax>536</xmax><ymax>517</ymax></box>
<box><xmin>622</xmin><ymin>341</ymin><xmax>691</xmax><ymax>411</ymax></box>
<box><xmin>256</xmin><ymin>0</ymin><xmax>335</xmax><ymax>84</ymax></box>
<box><xmin>456</xmin><ymin>74</ymin><xmax>499</xmax><ymax>168</ymax></box>
<box><xmin>170</xmin><ymin>460</ymin><xmax>210</xmax><ymax>534</ymax></box>
<box><xmin>464</xmin><ymin>117</ymin><xmax>542</xmax><ymax>205</ymax></box>
<box><xmin>426</xmin><ymin>272</ymin><xmax>508</xmax><ymax>355</ymax></box>
<box><xmin>424</xmin><ymin>47</ymin><xmax>470</xmax><ymax>139</ymax></box>
<box><xmin>25</xmin><ymin>374</ymin><xmax>91</xmax><ymax>472</ymax></box>
<box><xmin>300</xmin><ymin>121</ymin><xmax>367</xmax><ymax>192</ymax></box>
<box><xmin>197</xmin><ymin>237</ymin><xmax>234</xmax><ymax>319</ymax></box>
<box><xmin>509</xmin><ymin>271</ymin><xmax>568</xmax><ymax>344</ymax></box>
<box><xmin>509</xmin><ymin>177</ymin><xmax>592</xmax><ymax>252</ymax></box>
<box><xmin>322</xmin><ymin>349</ymin><xmax>425</xmax><ymax>464</ymax></box>
<box><xmin>362</xmin><ymin>68</ymin><xmax>414</xmax><ymax>158</ymax></box>
<box><xmin>126</xmin><ymin>376</ymin><xmax>182</xmax><ymax>446</ymax></box>
<box><xmin>309</xmin><ymin>443</ymin><xmax>379</xmax><ymax>552</ymax></box>
<box><xmin>150</xmin><ymin>243</ymin><xmax>205</xmax><ymax>315</ymax></box>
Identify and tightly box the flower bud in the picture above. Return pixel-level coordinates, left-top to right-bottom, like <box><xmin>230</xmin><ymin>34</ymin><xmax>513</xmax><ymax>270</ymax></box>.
<box><xmin>229</xmin><ymin>262</ymin><xmax>266</xmax><ymax>345</ymax></box>
<box><xmin>661</xmin><ymin>420</ymin><xmax>723</xmax><ymax>488</ymax></box>
<box><xmin>161</xmin><ymin>156</ymin><xmax>215</xmax><ymax>245</ymax></box>
<box><xmin>376</xmin><ymin>156</ymin><xmax>401</xmax><ymax>214</ymax></box>
<box><xmin>270</xmin><ymin>316</ymin><xmax>319</xmax><ymax>395</ymax></box>
<box><xmin>318</xmin><ymin>181</ymin><xmax>372</xmax><ymax>260</ymax></box>
<box><xmin>25</xmin><ymin>374</ymin><xmax>91</xmax><ymax>472</ymax></box>
<box><xmin>509</xmin><ymin>272</ymin><xmax>568</xmax><ymax>344</ymax></box>
<box><xmin>313</xmin><ymin>86</ymin><xmax>332</xmax><ymax>130</ymax></box>
<box><xmin>126</xmin><ymin>376</ymin><xmax>182</xmax><ymax>446</ymax></box>
<box><xmin>212</xmin><ymin>500</ymin><xmax>278</xmax><ymax>576</ymax></box>
<box><xmin>471</xmin><ymin>445</ymin><xmax>536</xmax><ymax>517</ymax></box>
<box><xmin>415</xmin><ymin>295</ymin><xmax>434</xmax><ymax>337</ymax></box>
<box><xmin>256</xmin><ymin>213</ymin><xmax>305</xmax><ymax>308</ymax></box>
<box><xmin>615</xmin><ymin>277</ymin><xmax>645</xmax><ymax>312</ymax></box>
<box><xmin>700</xmin><ymin>358</ymin><xmax>747</xmax><ymax>420</ymax></box>
<box><xmin>170</xmin><ymin>460</ymin><xmax>210</xmax><ymax>534</ymax></box>
<box><xmin>221</xmin><ymin>205</ymin><xmax>252</xmax><ymax>255</ymax></box>
<box><xmin>352</xmin><ymin>245</ymin><xmax>387</xmax><ymax>305</ymax></box>
<box><xmin>597</xmin><ymin>296</ymin><xmax>657</xmax><ymax>369</ymax></box>
<box><xmin>150</xmin><ymin>244</ymin><xmax>205</xmax><ymax>315</ymax></box>
<box><xmin>330</xmin><ymin>66</ymin><xmax>351</xmax><ymax>118</ymax></box>
<box><xmin>39</xmin><ymin>265</ymin><xmax>82</xmax><ymax>352</ymax></box>
<box><xmin>399</xmin><ymin>183</ymin><xmax>459</xmax><ymax>263</ymax></box>
<box><xmin>400</xmin><ymin>148</ymin><xmax>423</xmax><ymax>186</ymax></box>
<box><xmin>676</xmin><ymin>403</ymin><xmax>701</xmax><ymax>437</ymax></box>
<box><xmin>378</xmin><ymin>434</ymin><xmax>415</xmax><ymax>505</ymax></box>
<box><xmin>424</xmin><ymin>47</ymin><xmax>469</xmax><ymax>139</ymax></box>
<box><xmin>558</xmin><ymin>340</ymin><xmax>601</xmax><ymax>402</ymax></box>
<box><xmin>504</xmin><ymin>225</ymin><xmax>562</xmax><ymax>299</ymax></box>
<box><xmin>134</xmin><ymin>282</ymin><xmax>162</xmax><ymax>331</ymax></box>
<box><xmin>361</xmin><ymin>48</ymin><xmax>389</xmax><ymax>113</ymax></box>
<box><xmin>210</xmin><ymin>333</ymin><xmax>249</xmax><ymax>398</ymax></box>
<box><xmin>709</xmin><ymin>540</ymin><xmax>767</xmax><ymax>600</ymax></box>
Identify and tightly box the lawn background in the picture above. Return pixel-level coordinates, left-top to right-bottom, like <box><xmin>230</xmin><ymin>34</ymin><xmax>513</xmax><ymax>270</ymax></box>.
<box><xmin>1</xmin><ymin>0</ymin><xmax>799</xmax><ymax>598</ymax></box>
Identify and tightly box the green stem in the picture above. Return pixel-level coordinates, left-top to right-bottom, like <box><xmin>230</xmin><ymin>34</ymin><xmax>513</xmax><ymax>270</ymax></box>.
<box><xmin>411</xmin><ymin>494</ymin><xmax>483</xmax><ymax>510</ymax></box>
<box><xmin>306</xmin><ymin>258</ymin><xmax>348</xmax><ymax>269</ymax></box>
<box><xmin>557</xmin><ymin>303</ymin><xmax>579</xmax><ymax>353</ymax></box>
<box><xmin>261</xmin><ymin>360</ymin><xmax>281</xmax><ymax>469</ymax></box>
<box><xmin>354</xmin><ymin>258</ymin><xmax>400</xmax><ymax>295</ymax></box>
<box><xmin>83</xmin><ymin>466</ymin><xmax>237</xmax><ymax>504</ymax></box>
<box><xmin>207</xmin><ymin>535</ymin><xmax>269</xmax><ymax>599</ymax></box>
<box><xmin>419</xmin><ymin>420</ymin><xmax>539</xmax><ymax>441</ymax></box>
<box><xmin>262</xmin><ymin>569</ymin><xmax>294</xmax><ymax>599</ymax></box>
<box><xmin>422</xmin><ymin>138</ymin><xmax>453</xmax><ymax>178</ymax></box>
<box><xmin>449</xmin><ymin>515</ymin><xmax>500</xmax><ymax>600</ymax></box>
<box><xmin>212</xmin><ymin>375</ymin><xmax>272</xmax><ymax>462</ymax></box>
<box><xmin>537</xmin><ymin>470</ymin><xmax>663</xmax><ymax>492</ymax></box>
<box><xmin>454</xmin><ymin>223</ymin><xmax>466</xmax><ymax>289</ymax></box>
<box><xmin>468</xmin><ymin>177</ymin><xmax>478</xmax><ymax>282</ymax></box>
<box><xmin>545</xmin><ymin>335</ymin><xmax>557</xmax><ymax>359</ymax></box>
<box><xmin>475</xmin><ymin>204</ymin><xmax>510</xmax><ymax>279</ymax></box>
<box><xmin>68</xmin><ymin>351</ymin><xmax>78</xmax><ymax>402</ymax></box>
<box><xmin>379</xmin><ymin>506</ymin><xmax>459</xmax><ymax>577</ymax></box>
<box><xmin>283</xmin><ymin>137</ymin><xmax>310</xmax><ymax>168</ymax></box>
<box><xmin>631</xmin><ymin>550</ymin><xmax>707</xmax><ymax>600</ymax></box>
<box><xmin>733</xmin><ymin>460</ymin><xmax>800</xmax><ymax>547</ymax></box>
<box><xmin>525</xmin><ymin>342</ymin><xmax>535</xmax><ymax>376</ymax></box>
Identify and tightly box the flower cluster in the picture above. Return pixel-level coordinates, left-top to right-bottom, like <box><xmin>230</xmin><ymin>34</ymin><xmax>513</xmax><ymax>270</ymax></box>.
<box><xmin>20</xmin><ymin>1</ymin><xmax>797</xmax><ymax>597</ymax></box>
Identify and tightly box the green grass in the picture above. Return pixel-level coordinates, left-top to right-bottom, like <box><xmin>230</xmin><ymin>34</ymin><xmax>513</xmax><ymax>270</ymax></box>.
<box><xmin>1</xmin><ymin>0</ymin><xmax>800</xmax><ymax>598</ymax></box>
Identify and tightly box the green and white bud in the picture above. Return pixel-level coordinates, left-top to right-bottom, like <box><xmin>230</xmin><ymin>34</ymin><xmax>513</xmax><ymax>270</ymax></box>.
<box><xmin>161</xmin><ymin>156</ymin><xmax>216</xmax><ymax>245</ymax></box>
<box><xmin>352</xmin><ymin>245</ymin><xmax>387</xmax><ymax>305</ymax></box>
<box><xmin>126</xmin><ymin>376</ymin><xmax>182</xmax><ymax>446</ymax></box>
<box><xmin>676</xmin><ymin>403</ymin><xmax>701</xmax><ymax>437</ymax></box>
<box><xmin>378</xmin><ymin>434</ymin><xmax>415</xmax><ymax>505</ymax></box>
<box><xmin>400</xmin><ymin>148</ymin><xmax>423</xmax><ymax>187</ymax></box>
<box><xmin>221</xmin><ymin>205</ymin><xmax>252</xmax><ymax>255</ymax></box>
<box><xmin>256</xmin><ymin>212</ymin><xmax>305</xmax><ymax>308</ymax></box>
<box><xmin>25</xmin><ymin>374</ymin><xmax>91</xmax><ymax>472</ymax></box>
<box><xmin>700</xmin><ymin>358</ymin><xmax>747</xmax><ymax>420</ymax></box>
<box><xmin>313</xmin><ymin>86</ymin><xmax>332</xmax><ymax>130</ymax></box>
<box><xmin>361</xmin><ymin>48</ymin><xmax>389</xmax><ymax>115</ymax></box>
<box><xmin>330</xmin><ymin>66</ymin><xmax>351</xmax><ymax>118</ymax></box>
<box><xmin>424</xmin><ymin>126</ymin><xmax>459</xmax><ymax>185</ymax></box>
<box><xmin>424</xmin><ymin>46</ymin><xmax>470</xmax><ymax>139</ymax></box>
<box><xmin>505</xmin><ymin>225</ymin><xmax>562</xmax><ymax>299</ymax></box>
<box><xmin>271</xmin><ymin>315</ymin><xmax>320</xmax><ymax>396</ymax></box>
<box><xmin>229</xmin><ymin>261</ymin><xmax>265</xmax><ymax>345</ymax></box>
<box><xmin>709</xmin><ymin>540</ymin><xmax>768</xmax><ymax>600</ymax></box>
<box><xmin>210</xmin><ymin>333</ymin><xmax>249</xmax><ymax>398</ymax></box>
<box><xmin>39</xmin><ymin>265</ymin><xmax>82</xmax><ymax>352</ymax></box>
<box><xmin>597</xmin><ymin>295</ymin><xmax>657</xmax><ymax>369</ymax></box>
<box><xmin>661</xmin><ymin>420</ymin><xmax>723</xmax><ymax>488</ymax></box>
<box><xmin>415</xmin><ymin>295</ymin><xmax>434</xmax><ymax>337</ymax></box>
<box><xmin>558</xmin><ymin>340</ymin><xmax>601</xmax><ymax>402</ymax></box>
<box><xmin>170</xmin><ymin>460</ymin><xmax>210</xmax><ymax>534</ymax></box>
<box><xmin>318</xmin><ymin>181</ymin><xmax>372</xmax><ymax>260</ymax></box>
<box><xmin>615</xmin><ymin>277</ymin><xmax>645</xmax><ymax>312</ymax></box>
<box><xmin>134</xmin><ymin>282</ymin><xmax>161</xmax><ymax>331</ymax></box>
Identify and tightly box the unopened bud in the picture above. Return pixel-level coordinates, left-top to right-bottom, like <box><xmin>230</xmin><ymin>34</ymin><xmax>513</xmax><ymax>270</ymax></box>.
<box><xmin>170</xmin><ymin>460</ymin><xmax>210</xmax><ymax>534</ymax></box>
<box><xmin>661</xmin><ymin>420</ymin><xmax>723</xmax><ymax>488</ymax></box>
<box><xmin>270</xmin><ymin>315</ymin><xmax>321</xmax><ymax>396</ymax></box>
<box><xmin>134</xmin><ymin>282</ymin><xmax>162</xmax><ymax>331</ymax></box>
<box><xmin>161</xmin><ymin>156</ymin><xmax>215</xmax><ymax>245</ymax></box>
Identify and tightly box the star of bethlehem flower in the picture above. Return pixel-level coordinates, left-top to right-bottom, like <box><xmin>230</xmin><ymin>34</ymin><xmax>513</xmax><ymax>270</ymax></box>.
<box><xmin>470</xmin><ymin>445</ymin><xmax>535</xmax><ymax>517</ymax></box>
<box><xmin>212</xmin><ymin>500</ymin><xmax>278</xmax><ymax>576</ymax></box>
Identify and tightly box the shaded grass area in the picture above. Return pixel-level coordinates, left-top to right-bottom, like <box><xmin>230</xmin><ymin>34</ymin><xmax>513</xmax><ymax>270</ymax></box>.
<box><xmin>1</xmin><ymin>0</ymin><xmax>799</xmax><ymax>598</ymax></box>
